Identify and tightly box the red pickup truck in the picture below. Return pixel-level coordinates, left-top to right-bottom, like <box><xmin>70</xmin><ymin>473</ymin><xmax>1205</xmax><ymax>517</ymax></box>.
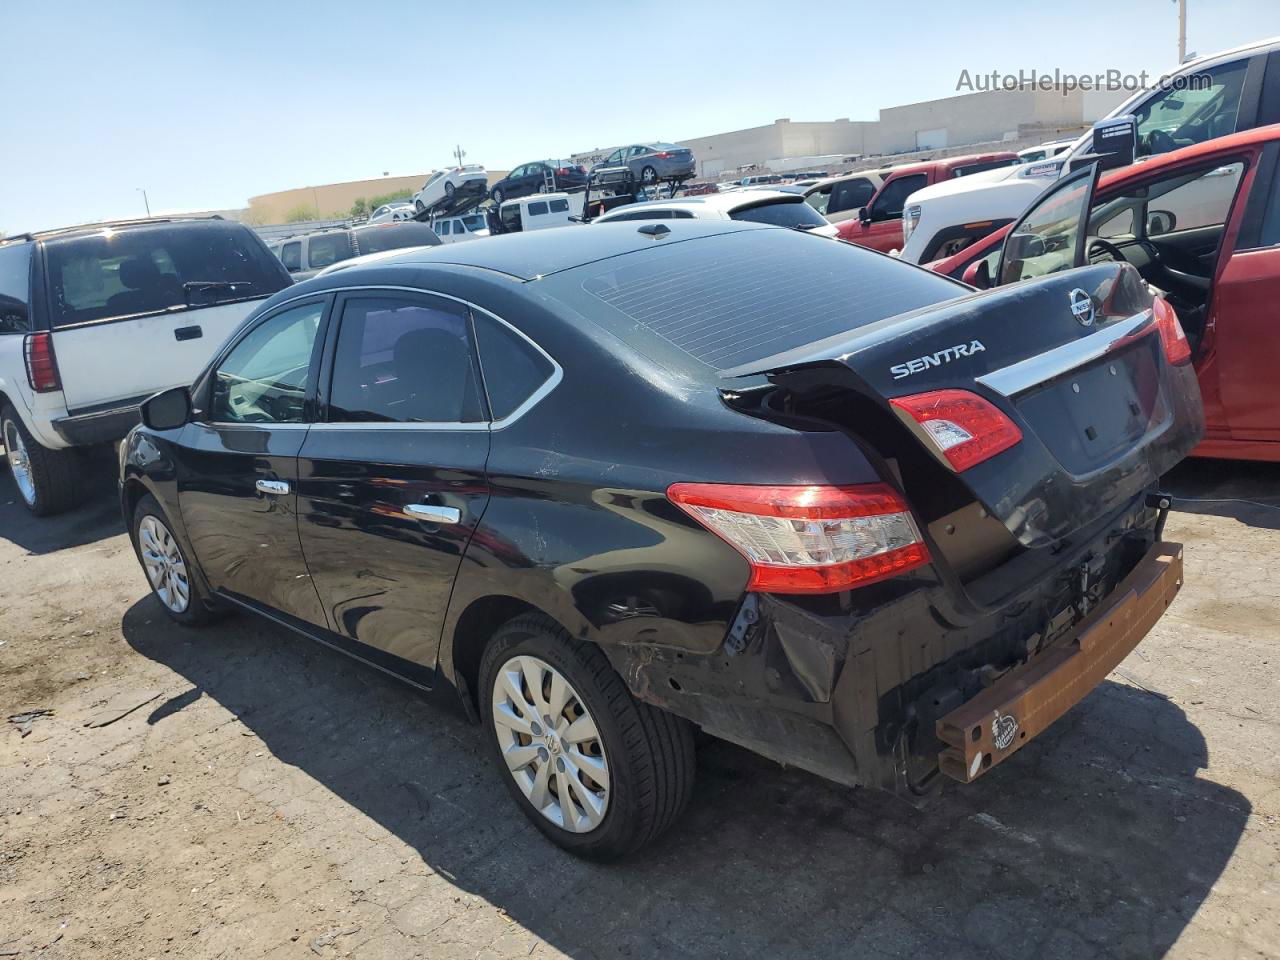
<box><xmin>836</xmin><ymin>152</ymin><xmax>1018</xmax><ymax>252</ymax></box>
<box><xmin>928</xmin><ymin>125</ymin><xmax>1280</xmax><ymax>463</ymax></box>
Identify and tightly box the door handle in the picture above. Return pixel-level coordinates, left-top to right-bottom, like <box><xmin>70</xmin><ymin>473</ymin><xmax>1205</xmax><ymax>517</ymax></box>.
<box><xmin>255</xmin><ymin>479</ymin><xmax>290</xmax><ymax>496</ymax></box>
<box><xmin>404</xmin><ymin>503</ymin><xmax>461</xmax><ymax>524</ymax></box>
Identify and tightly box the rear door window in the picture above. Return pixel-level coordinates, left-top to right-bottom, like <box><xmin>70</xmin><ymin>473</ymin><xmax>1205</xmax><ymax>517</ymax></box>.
<box><xmin>828</xmin><ymin>177</ymin><xmax>876</xmax><ymax>214</ymax></box>
<box><xmin>549</xmin><ymin>198</ymin><xmax>570</xmax><ymax>213</ymax></box>
<box><xmin>0</xmin><ymin>242</ymin><xmax>33</xmax><ymax>334</ymax></box>
<box><xmin>327</xmin><ymin>294</ymin><xmax>484</xmax><ymax>424</ymax></box>
<box><xmin>44</xmin><ymin>222</ymin><xmax>288</xmax><ymax>328</ymax></box>
<box><xmin>280</xmin><ymin>242</ymin><xmax>302</xmax><ymax>272</ymax></box>
<box><xmin>306</xmin><ymin>233</ymin><xmax>353</xmax><ymax>269</ymax></box>
<box><xmin>528</xmin><ymin>201</ymin><xmax>549</xmax><ymax>217</ymax></box>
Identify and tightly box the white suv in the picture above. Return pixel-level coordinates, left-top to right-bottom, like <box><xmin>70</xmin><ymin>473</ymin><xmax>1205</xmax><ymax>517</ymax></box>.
<box><xmin>0</xmin><ymin>217</ymin><xmax>291</xmax><ymax>515</ymax></box>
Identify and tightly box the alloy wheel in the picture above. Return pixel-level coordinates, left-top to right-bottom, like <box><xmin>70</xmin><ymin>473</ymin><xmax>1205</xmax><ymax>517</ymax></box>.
<box><xmin>3</xmin><ymin>419</ymin><xmax>35</xmax><ymax>506</ymax></box>
<box><xmin>491</xmin><ymin>654</ymin><xmax>610</xmax><ymax>833</ymax></box>
<box><xmin>138</xmin><ymin>514</ymin><xmax>191</xmax><ymax>613</ymax></box>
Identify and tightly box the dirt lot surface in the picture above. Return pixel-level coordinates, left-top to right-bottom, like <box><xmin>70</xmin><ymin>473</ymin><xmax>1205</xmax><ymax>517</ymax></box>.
<box><xmin>2</xmin><ymin>457</ymin><xmax>1279</xmax><ymax>960</ymax></box>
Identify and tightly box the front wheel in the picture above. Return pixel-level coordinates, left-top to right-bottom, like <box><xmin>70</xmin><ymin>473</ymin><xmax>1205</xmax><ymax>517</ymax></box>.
<box><xmin>491</xmin><ymin>188</ymin><xmax>504</xmax><ymax>204</ymax></box>
<box><xmin>2</xmin><ymin>404</ymin><xmax>80</xmax><ymax>516</ymax></box>
<box><xmin>445</xmin><ymin>181</ymin><xmax>456</xmax><ymax>197</ymax></box>
<box><xmin>480</xmin><ymin>613</ymin><xmax>695</xmax><ymax>859</ymax></box>
<box><xmin>414</xmin><ymin>199</ymin><xmax>426</xmax><ymax>213</ymax></box>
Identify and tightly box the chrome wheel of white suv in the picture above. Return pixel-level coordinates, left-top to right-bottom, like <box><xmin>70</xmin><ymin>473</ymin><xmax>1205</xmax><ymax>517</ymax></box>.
<box><xmin>3</xmin><ymin>417</ymin><xmax>35</xmax><ymax>506</ymax></box>
<box><xmin>491</xmin><ymin>654</ymin><xmax>611</xmax><ymax>833</ymax></box>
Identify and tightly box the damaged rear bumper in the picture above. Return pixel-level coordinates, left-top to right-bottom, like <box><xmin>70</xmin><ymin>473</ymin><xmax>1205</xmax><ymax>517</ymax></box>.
<box><xmin>935</xmin><ymin>541</ymin><xmax>1183</xmax><ymax>783</ymax></box>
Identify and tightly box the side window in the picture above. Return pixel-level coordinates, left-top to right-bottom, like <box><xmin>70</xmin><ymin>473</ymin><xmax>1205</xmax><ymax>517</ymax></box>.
<box><xmin>211</xmin><ymin>301</ymin><xmax>323</xmax><ymax>424</ymax></box>
<box><xmin>473</xmin><ymin>311</ymin><xmax>555</xmax><ymax>421</ymax></box>
<box><xmin>500</xmin><ymin>206</ymin><xmax>522</xmax><ymax>232</ymax></box>
<box><xmin>438</xmin><ymin>221</ymin><xmax>452</xmax><ymax>236</ymax></box>
<box><xmin>629</xmin><ymin>146</ymin><xmax>647</xmax><ymax>158</ymax></box>
<box><xmin>280</xmin><ymin>242</ymin><xmax>302</xmax><ymax>272</ymax></box>
<box><xmin>0</xmin><ymin>242</ymin><xmax>33</xmax><ymax>334</ymax></box>
<box><xmin>549</xmin><ymin>198</ymin><xmax>570</xmax><ymax>213</ymax></box>
<box><xmin>1000</xmin><ymin>170</ymin><xmax>1093</xmax><ymax>284</ymax></box>
<box><xmin>869</xmin><ymin>174</ymin><xmax>927</xmax><ymax>221</ymax></box>
<box><xmin>306</xmin><ymin>233</ymin><xmax>353</xmax><ymax>269</ymax></box>
<box><xmin>1090</xmin><ymin>162</ymin><xmax>1245</xmax><ymax>239</ymax></box>
<box><xmin>606</xmin><ymin>150</ymin><xmax>623</xmax><ymax>164</ymax></box>
<box><xmin>807</xmin><ymin>185</ymin><xmax>833</xmax><ymax>215</ymax></box>
<box><xmin>1260</xmin><ymin>159</ymin><xmax>1280</xmax><ymax>247</ymax></box>
<box><xmin>829</xmin><ymin>178</ymin><xmax>875</xmax><ymax>214</ymax></box>
<box><xmin>510</xmin><ymin>165</ymin><xmax>526</xmax><ymax>179</ymax></box>
<box><xmin>328</xmin><ymin>295</ymin><xmax>483</xmax><ymax>424</ymax></box>
<box><xmin>1134</xmin><ymin>60</ymin><xmax>1250</xmax><ymax>158</ymax></box>
<box><xmin>528</xmin><ymin>201</ymin><xmax>549</xmax><ymax>217</ymax></box>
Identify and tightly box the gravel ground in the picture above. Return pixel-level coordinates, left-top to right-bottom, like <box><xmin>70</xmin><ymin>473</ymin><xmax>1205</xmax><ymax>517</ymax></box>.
<box><xmin>1</xmin><ymin>456</ymin><xmax>1278</xmax><ymax>960</ymax></box>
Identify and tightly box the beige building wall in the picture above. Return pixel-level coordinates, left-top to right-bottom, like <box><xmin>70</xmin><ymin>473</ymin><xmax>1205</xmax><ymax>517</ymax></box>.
<box><xmin>247</xmin><ymin>171</ymin><xmax>509</xmax><ymax>223</ymax></box>
<box><xmin>676</xmin><ymin>118</ymin><xmax>871</xmax><ymax>178</ymax></box>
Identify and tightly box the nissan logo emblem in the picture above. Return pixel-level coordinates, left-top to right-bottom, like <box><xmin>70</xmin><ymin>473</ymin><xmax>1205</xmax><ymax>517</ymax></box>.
<box><xmin>1069</xmin><ymin>288</ymin><xmax>1095</xmax><ymax>327</ymax></box>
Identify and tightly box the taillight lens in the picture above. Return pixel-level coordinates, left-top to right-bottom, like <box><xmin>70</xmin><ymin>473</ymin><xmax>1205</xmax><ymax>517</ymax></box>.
<box><xmin>1152</xmin><ymin>295</ymin><xmax>1191</xmax><ymax>366</ymax></box>
<box><xmin>667</xmin><ymin>482</ymin><xmax>930</xmax><ymax>594</ymax></box>
<box><xmin>655</xmin><ymin>152</ymin><xmax>671</xmax><ymax>159</ymax></box>
<box><xmin>890</xmin><ymin>389</ymin><xmax>1022</xmax><ymax>472</ymax></box>
<box><xmin>23</xmin><ymin>332</ymin><xmax>60</xmax><ymax>392</ymax></box>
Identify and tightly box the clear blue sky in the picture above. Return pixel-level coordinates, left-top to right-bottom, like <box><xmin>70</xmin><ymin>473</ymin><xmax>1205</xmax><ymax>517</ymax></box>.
<box><xmin>2</xmin><ymin>0</ymin><xmax>1278</xmax><ymax>233</ymax></box>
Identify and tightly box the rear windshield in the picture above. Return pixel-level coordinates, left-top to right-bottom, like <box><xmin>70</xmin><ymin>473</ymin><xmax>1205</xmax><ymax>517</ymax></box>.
<box><xmin>547</xmin><ymin>227</ymin><xmax>964</xmax><ymax>374</ymax></box>
<box><xmin>730</xmin><ymin>198</ymin><xmax>829</xmax><ymax>228</ymax></box>
<box><xmin>44</xmin><ymin>222</ymin><xmax>288</xmax><ymax>328</ymax></box>
<box><xmin>352</xmin><ymin>223</ymin><xmax>442</xmax><ymax>255</ymax></box>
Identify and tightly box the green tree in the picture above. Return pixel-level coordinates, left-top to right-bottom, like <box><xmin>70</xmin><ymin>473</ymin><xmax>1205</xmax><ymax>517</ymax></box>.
<box><xmin>349</xmin><ymin>197</ymin><xmax>368</xmax><ymax>218</ymax></box>
<box><xmin>368</xmin><ymin>188</ymin><xmax>414</xmax><ymax>208</ymax></box>
<box><xmin>283</xmin><ymin>204</ymin><xmax>320</xmax><ymax>223</ymax></box>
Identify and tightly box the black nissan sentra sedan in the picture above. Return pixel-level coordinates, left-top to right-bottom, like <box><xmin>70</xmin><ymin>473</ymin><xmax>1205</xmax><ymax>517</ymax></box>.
<box><xmin>120</xmin><ymin>220</ymin><xmax>1203</xmax><ymax>858</ymax></box>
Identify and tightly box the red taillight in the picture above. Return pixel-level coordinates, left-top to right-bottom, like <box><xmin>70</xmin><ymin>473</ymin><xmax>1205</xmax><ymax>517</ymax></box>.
<box><xmin>654</xmin><ymin>152</ymin><xmax>671</xmax><ymax>159</ymax></box>
<box><xmin>890</xmin><ymin>389</ymin><xmax>1022</xmax><ymax>472</ymax></box>
<box><xmin>23</xmin><ymin>332</ymin><xmax>60</xmax><ymax>392</ymax></box>
<box><xmin>667</xmin><ymin>482</ymin><xmax>930</xmax><ymax>594</ymax></box>
<box><xmin>1152</xmin><ymin>295</ymin><xmax>1191</xmax><ymax>366</ymax></box>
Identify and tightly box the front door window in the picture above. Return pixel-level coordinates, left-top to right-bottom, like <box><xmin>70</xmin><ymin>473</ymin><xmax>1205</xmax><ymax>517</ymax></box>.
<box><xmin>211</xmin><ymin>301</ymin><xmax>323</xmax><ymax>423</ymax></box>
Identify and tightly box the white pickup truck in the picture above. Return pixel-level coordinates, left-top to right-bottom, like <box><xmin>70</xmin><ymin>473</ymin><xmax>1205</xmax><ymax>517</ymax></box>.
<box><xmin>898</xmin><ymin>36</ymin><xmax>1280</xmax><ymax>264</ymax></box>
<box><xmin>0</xmin><ymin>217</ymin><xmax>291</xmax><ymax>515</ymax></box>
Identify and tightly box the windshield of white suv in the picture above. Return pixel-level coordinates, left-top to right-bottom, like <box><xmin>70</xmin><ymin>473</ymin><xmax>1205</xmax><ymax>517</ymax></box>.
<box><xmin>44</xmin><ymin>222</ymin><xmax>289</xmax><ymax>328</ymax></box>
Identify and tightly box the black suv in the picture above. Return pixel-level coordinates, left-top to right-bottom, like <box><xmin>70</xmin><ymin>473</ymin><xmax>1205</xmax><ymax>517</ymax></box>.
<box><xmin>121</xmin><ymin>221</ymin><xmax>1202</xmax><ymax>858</ymax></box>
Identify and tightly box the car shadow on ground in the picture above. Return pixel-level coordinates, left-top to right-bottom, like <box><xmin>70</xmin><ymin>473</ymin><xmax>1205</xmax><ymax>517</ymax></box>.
<box><xmin>0</xmin><ymin>448</ymin><xmax>122</xmax><ymax>554</ymax></box>
<box><xmin>1164</xmin><ymin>457</ymin><xmax>1280</xmax><ymax>531</ymax></box>
<box><xmin>122</xmin><ymin>600</ymin><xmax>1249</xmax><ymax>959</ymax></box>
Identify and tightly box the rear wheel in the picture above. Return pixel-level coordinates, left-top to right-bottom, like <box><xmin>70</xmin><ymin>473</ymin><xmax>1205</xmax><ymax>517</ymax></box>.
<box><xmin>480</xmin><ymin>613</ymin><xmax>695</xmax><ymax>859</ymax></box>
<box><xmin>1</xmin><ymin>404</ymin><xmax>80</xmax><ymax>516</ymax></box>
<box><xmin>414</xmin><ymin>199</ymin><xmax>426</xmax><ymax>213</ymax></box>
<box><xmin>641</xmin><ymin>165</ymin><xmax>658</xmax><ymax>185</ymax></box>
<box><xmin>131</xmin><ymin>494</ymin><xmax>219</xmax><ymax>625</ymax></box>
<box><xmin>445</xmin><ymin>181</ymin><xmax>456</xmax><ymax>198</ymax></box>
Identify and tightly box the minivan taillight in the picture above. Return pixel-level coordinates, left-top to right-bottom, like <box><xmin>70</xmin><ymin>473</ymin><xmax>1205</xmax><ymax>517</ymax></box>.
<box><xmin>1152</xmin><ymin>295</ymin><xmax>1192</xmax><ymax>366</ymax></box>
<box><xmin>23</xmin><ymin>332</ymin><xmax>60</xmax><ymax>392</ymax></box>
<box><xmin>890</xmin><ymin>389</ymin><xmax>1021</xmax><ymax>472</ymax></box>
<box><xmin>667</xmin><ymin>482</ymin><xmax>929</xmax><ymax>594</ymax></box>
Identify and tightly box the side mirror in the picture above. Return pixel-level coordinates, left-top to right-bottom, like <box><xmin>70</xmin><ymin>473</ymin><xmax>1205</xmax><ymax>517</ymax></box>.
<box><xmin>858</xmin><ymin>206</ymin><xmax>871</xmax><ymax>226</ymax></box>
<box><xmin>1147</xmin><ymin>209</ymin><xmax>1176</xmax><ymax>236</ymax></box>
<box><xmin>140</xmin><ymin>386</ymin><xmax>192</xmax><ymax>431</ymax></box>
<box><xmin>962</xmin><ymin>258</ymin><xmax>992</xmax><ymax>290</ymax></box>
<box><xmin>1005</xmin><ymin>233</ymin><xmax>1046</xmax><ymax>261</ymax></box>
<box><xmin>1089</xmin><ymin>114</ymin><xmax>1137</xmax><ymax>172</ymax></box>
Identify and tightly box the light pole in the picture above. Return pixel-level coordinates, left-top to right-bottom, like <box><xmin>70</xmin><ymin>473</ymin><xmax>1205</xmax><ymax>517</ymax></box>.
<box><xmin>137</xmin><ymin>188</ymin><xmax>151</xmax><ymax>217</ymax></box>
<box><xmin>1175</xmin><ymin>0</ymin><xmax>1187</xmax><ymax>63</ymax></box>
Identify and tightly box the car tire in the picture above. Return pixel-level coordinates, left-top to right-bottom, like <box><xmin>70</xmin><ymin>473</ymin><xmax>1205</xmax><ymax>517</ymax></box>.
<box><xmin>491</xmin><ymin>188</ymin><xmax>504</xmax><ymax>204</ymax></box>
<box><xmin>414</xmin><ymin>199</ymin><xmax>425</xmax><ymax>213</ymax></box>
<box><xmin>641</xmin><ymin>165</ymin><xmax>657</xmax><ymax>185</ymax></box>
<box><xmin>131</xmin><ymin>493</ymin><xmax>221</xmax><ymax>626</ymax></box>
<box><xmin>2</xmin><ymin>404</ymin><xmax>81</xmax><ymax>516</ymax></box>
<box><xmin>445</xmin><ymin>181</ymin><xmax>456</xmax><ymax>198</ymax></box>
<box><xmin>480</xmin><ymin>612</ymin><xmax>695</xmax><ymax>860</ymax></box>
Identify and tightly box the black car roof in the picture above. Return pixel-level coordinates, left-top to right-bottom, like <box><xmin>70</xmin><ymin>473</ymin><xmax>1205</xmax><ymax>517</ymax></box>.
<box><xmin>0</xmin><ymin>216</ymin><xmax>231</xmax><ymax>246</ymax></box>
<box><xmin>336</xmin><ymin>221</ymin><xmax>762</xmax><ymax>282</ymax></box>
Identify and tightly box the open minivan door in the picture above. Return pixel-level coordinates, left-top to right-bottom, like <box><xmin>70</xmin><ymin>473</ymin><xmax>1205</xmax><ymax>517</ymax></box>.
<box><xmin>995</xmin><ymin>162</ymin><xmax>1101</xmax><ymax>287</ymax></box>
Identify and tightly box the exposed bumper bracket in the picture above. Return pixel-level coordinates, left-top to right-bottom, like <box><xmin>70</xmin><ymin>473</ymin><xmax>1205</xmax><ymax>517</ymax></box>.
<box><xmin>936</xmin><ymin>541</ymin><xmax>1183</xmax><ymax>784</ymax></box>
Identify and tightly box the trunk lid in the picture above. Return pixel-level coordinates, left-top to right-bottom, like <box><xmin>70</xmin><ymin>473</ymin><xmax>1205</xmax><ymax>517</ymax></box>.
<box><xmin>724</xmin><ymin>263</ymin><xmax>1205</xmax><ymax>547</ymax></box>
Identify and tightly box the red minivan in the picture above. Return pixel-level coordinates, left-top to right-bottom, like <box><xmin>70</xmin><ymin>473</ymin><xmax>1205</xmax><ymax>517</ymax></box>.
<box><xmin>836</xmin><ymin>152</ymin><xmax>1018</xmax><ymax>252</ymax></box>
<box><xmin>929</xmin><ymin>125</ymin><xmax>1280</xmax><ymax>462</ymax></box>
